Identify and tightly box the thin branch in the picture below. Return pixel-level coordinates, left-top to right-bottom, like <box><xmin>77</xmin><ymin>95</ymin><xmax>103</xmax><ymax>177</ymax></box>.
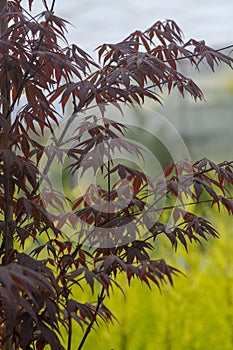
<box><xmin>77</xmin><ymin>286</ymin><xmax>105</xmax><ymax>350</ymax></box>
<box><xmin>160</xmin><ymin>44</ymin><xmax>233</xmax><ymax>65</ymax></box>
<box><xmin>67</xmin><ymin>308</ymin><xmax>72</xmax><ymax>350</ymax></box>
<box><xmin>0</xmin><ymin>3</ymin><xmax>16</xmax><ymax>349</ymax></box>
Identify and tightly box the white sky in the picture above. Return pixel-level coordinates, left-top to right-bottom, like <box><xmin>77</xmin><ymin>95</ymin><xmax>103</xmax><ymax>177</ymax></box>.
<box><xmin>54</xmin><ymin>0</ymin><xmax>233</xmax><ymax>52</ymax></box>
<box><xmin>28</xmin><ymin>0</ymin><xmax>233</xmax><ymax>53</ymax></box>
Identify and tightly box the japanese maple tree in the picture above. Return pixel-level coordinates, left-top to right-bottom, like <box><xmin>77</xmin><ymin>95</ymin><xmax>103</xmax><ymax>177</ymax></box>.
<box><xmin>0</xmin><ymin>0</ymin><xmax>233</xmax><ymax>349</ymax></box>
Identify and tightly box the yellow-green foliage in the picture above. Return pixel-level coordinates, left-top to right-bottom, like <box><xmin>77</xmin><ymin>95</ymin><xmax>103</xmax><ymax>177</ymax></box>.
<box><xmin>74</xmin><ymin>210</ymin><xmax>233</xmax><ymax>350</ymax></box>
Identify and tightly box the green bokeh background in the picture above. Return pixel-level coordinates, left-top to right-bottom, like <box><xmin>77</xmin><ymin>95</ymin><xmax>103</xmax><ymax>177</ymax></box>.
<box><xmin>75</xmin><ymin>210</ymin><xmax>233</xmax><ymax>350</ymax></box>
<box><xmin>72</xmin><ymin>68</ymin><xmax>233</xmax><ymax>349</ymax></box>
<box><xmin>42</xmin><ymin>67</ymin><xmax>233</xmax><ymax>350</ymax></box>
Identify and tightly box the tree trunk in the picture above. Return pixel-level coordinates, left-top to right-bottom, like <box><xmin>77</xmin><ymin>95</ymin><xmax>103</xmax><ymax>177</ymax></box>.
<box><xmin>0</xmin><ymin>1</ymin><xmax>14</xmax><ymax>349</ymax></box>
<box><xmin>0</xmin><ymin>0</ymin><xmax>13</xmax><ymax>252</ymax></box>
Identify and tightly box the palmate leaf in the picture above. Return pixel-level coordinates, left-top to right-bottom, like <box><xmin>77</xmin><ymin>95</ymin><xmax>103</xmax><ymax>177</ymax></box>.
<box><xmin>0</xmin><ymin>1</ymin><xmax>233</xmax><ymax>349</ymax></box>
<box><xmin>0</xmin><ymin>256</ymin><xmax>63</xmax><ymax>349</ymax></box>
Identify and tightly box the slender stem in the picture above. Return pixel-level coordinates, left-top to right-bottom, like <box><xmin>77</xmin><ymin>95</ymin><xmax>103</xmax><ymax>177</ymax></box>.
<box><xmin>77</xmin><ymin>286</ymin><xmax>105</xmax><ymax>350</ymax></box>
<box><xmin>0</xmin><ymin>1</ymin><xmax>7</xmax><ymax>31</ymax></box>
<box><xmin>107</xmin><ymin>149</ymin><xmax>111</xmax><ymax>239</ymax></box>
<box><xmin>60</xmin><ymin>260</ymin><xmax>73</xmax><ymax>350</ymax></box>
<box><xmin>67</xmin><ymin>309</ymin><xmax>72</xmax><ymax>350</ymax></box>
<box><xmin>0</xmin><ymin>1</ymin><xmax>13</xmax><ymax>251</ymax></box>
<box><xmin>107</xmin><ymin>158</ymin><xmax>111</xmax><ymax>220</ymax></box>
<box><xmin>76</xmin><ymin>138</ymin><xmax>111</xmax><ymax>350</ymax></box>
<box><xmin>1</xmin><ymin>2</ymin><xmax>15</xmax><ymax>349</ymax></box>
<box><xmin>0</xmin><ymin>0</ymin><xmax>10</xmax><ymax>121</ymax></box>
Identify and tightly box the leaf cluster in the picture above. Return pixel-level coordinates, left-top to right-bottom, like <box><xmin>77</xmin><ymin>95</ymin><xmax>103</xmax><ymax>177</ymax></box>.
<box><xmin>0</xmin><ymin>1</ymin><xmax>233</xmax><ymax>349</ymax></box>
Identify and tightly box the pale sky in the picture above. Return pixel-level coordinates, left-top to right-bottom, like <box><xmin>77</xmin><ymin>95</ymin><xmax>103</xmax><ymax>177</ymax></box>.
<box><xmin>54</xmin><ymin>0</ymin><xmax>233</xmax><ymax>52</ymax></box>
<box><xmin>28</xmin><ymin>0</ymin><xmax>233</xmax><ymax>53</ymax></box>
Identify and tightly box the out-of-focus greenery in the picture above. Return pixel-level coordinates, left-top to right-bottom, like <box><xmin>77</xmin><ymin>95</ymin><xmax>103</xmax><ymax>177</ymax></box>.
<box><xmin>42</xmin><ymin>66</ymin><xmax>233</xmax><ymax>349</ymax></box>
<box><xmin>75</xmin><ymin>208</ymin><xmax>233</xmax><ymax>350</ymax></box>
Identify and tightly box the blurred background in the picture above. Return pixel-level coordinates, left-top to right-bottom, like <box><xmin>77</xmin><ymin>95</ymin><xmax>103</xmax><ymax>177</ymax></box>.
<box><xmin>33</xmin><ymin>0</ymin><xmax>233</xmax><ymax>349</ymax></box>
<box><xmin>48</xmin><ymin>0</ymin><xmax>233</xmax><ymax>163</ymax></box>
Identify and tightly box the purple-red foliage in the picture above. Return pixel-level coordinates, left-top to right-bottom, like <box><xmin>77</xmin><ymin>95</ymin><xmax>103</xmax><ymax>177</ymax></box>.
<box><xmin>0</xmin><ymin>0</ymin><xmax>233</xmax><ymax>349</ymax></box>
